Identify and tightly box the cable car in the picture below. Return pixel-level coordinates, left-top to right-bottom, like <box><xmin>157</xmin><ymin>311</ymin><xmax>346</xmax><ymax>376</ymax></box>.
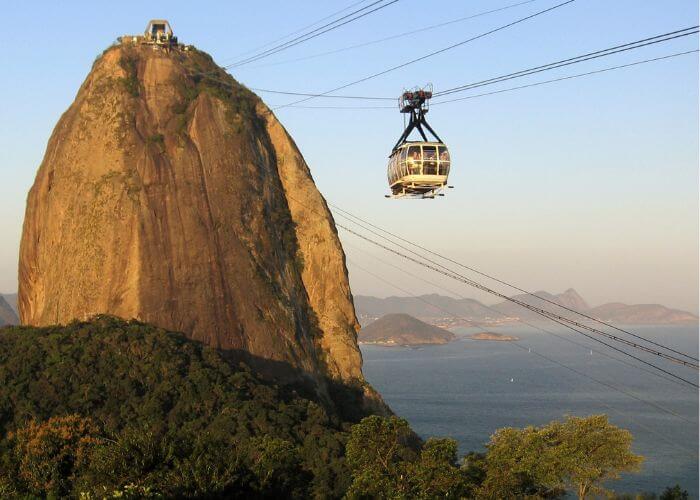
<box><xmin>387</xmin><ymin>85</ymin><xmax>452</xmax><ymax>199</ymax></box>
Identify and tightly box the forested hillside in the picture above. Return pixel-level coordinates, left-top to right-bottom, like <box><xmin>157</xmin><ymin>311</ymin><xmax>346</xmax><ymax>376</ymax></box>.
<box><xmin>0</xmin><ymin>317</ymin><xmax>354</xmax><ymax>497</ymax></box>
<box><xmin>0</xmin><ymin>317</ymin><xmax>670</xmax><ymax>498</ymax></box>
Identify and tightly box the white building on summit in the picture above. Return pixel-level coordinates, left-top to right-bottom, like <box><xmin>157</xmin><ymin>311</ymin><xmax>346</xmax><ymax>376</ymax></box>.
<box><xmin>119</xmin><ymin>19</ymin><xmax>179</xmax><ymax>50</ymax></box>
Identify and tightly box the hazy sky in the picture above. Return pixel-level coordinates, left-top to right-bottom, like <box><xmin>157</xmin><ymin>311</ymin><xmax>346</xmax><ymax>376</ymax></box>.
<box><xmin>0</xmin><ymin>1</ymin><xmax>697</xmax><ymax>312</ymax></box>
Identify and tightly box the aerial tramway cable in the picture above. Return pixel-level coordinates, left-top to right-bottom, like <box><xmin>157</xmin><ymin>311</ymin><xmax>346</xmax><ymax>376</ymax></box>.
<box><xmin>344</xmin><ymin>242</ymin><xmax>695</xmax><ymax>388</ymax></box>
<box><xmin>334</xmin><ymin>214</ymin><xmax>700</xmax><ymax>383</ymax></box>
<box><xmin>226</xmin><ymin>0</ymin><xmax>400</xmax><ymax>68</ymax></box>
<box><xmin>273</xmin><ymin>0</ymin><xmax>576</xmax><ymax>109</ymax></box>
<box><xmin>266</xmin><ymin>49</ymin><xmax>697</xmax><ymax>109</ymax></box>
<box><xmin>240</xmin><ymin>0</ymin><xmax>540</xmax><ymax>69</ymax></box>
<box><xmin>430</xmin><ymin>49</ymin><xmax>699</xmax><ymax>105</ymax></box>
<box><xmin>336</xmin><ymin>220</ymin><xmax>700</xmax><ymax>373</ymax></box>
<box><xmin>332</xmin><ymin>205</ymin><xmax>700</xmax><ymax>363</ymax></box>
<box><xmin>343</xmin><ymin>241</ymin><xmax>696</xmax><ymax>390</ymax></box>
<box><xmin>221</xmin><ymin>0</ymin><xmax>374</xmax><ymax>63</ymax></box>
<box><xmin>433</xmin><ymin>26</ymin><xmax>699</xmax><ymax>97</ymax></box>
<box><xmin>333</xmin><ymin>222</ymin><xmax>699</xmax><ymax>384</ymax></box>
<box><xmin>249</xmin><ymin>27</ymin><xmax>697</xmax><ymax>102</ymax></box>
<box><xmin>347</xmin><ymin>257</ymin><xmax>699</xmax><ymax>433</ymax></box>
<box><xmin>249</xmin><ymin>88</ymin><xmax>393</xmax><ymax>100</ymax></box>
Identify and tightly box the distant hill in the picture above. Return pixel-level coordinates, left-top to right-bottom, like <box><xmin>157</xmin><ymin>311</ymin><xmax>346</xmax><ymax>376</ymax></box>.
<box><xmin>586</xmin><ymin>303</ymin><xmax>698</xmax><ymax>325</ymax></box>
<box><xmin>354</xmin><ymin>294</ymin><xmax>496</xmax><ymax>323</ymax></box>
<box><xmin>468</xmin><ymin>332</ymin><xmax>519</xmax><ymax>341</ymax></box>
<box><xmin>490</xmin><ymin>289</ymin><xmax>590</xmax><ymax>321</ymax></box>
<box><xmin>1</xmin><ymin>293</ymin><xmax>17</xmax><ymax>314</ymax></box>
<box><xmin>354</xmin><ymin>290</ymin><xmax>698</xmax><ymax>326</ymax></box>
<box><xmin>0</xmin><ymin>295</ymin><xmax>18</xmax><ymax>326</ymax></box>
<box><xmin>491</xmin><ymin>288</ymin><xmax>589</xmax><ymax>317</ymax></box>
<box><xmin>359</xmin><ymin>313</ymin><xmax>455</xmax><ymax>346</ymax></box>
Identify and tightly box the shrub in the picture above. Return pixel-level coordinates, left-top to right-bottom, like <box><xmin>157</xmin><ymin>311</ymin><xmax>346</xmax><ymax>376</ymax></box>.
<box><xmin>118</xmin><ymin>55</ymin><xmax>140</xmax><ymax>97</ymax></box>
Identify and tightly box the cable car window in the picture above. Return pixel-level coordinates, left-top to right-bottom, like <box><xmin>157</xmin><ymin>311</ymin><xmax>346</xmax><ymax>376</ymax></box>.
<box><xmin>423</xmin><ymin>146</ymin><xmax>437</xmax><ymax>175</ymax></box>
<box><xmin>399</xmin><ymin>147</ymin><xmax>408</xmax><ymax>177</ymax></box>
<box><xmin>438</xmin><ymin>146</ymin><xmax>450</xmax><ymax>175</ymax></box>
<box><xmin>407</xmin><ymin>146</ymin><xmax>421</xmax><ymax>175</ymax></box>
<box><xmin>438</xmin><ymin>146</ymin><xmax>450</xmax><ymax>162</ymax></box>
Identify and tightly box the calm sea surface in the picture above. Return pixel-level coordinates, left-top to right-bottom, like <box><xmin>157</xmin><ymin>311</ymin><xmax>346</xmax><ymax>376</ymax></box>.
<box><xmin>360</xmin><ymin>325</ymin><xmax>699</xmax><ymax>497</ymax></box>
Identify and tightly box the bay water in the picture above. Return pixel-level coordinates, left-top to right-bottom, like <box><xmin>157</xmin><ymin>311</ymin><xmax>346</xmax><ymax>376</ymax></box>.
<box><xmin>360</xmin><ymin>325</ymin><xmax>699</xmax><ymax>497</ymax></box>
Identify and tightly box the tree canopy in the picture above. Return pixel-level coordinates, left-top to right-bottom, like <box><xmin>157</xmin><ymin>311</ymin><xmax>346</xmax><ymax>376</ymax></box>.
<box><xmin>0</xmin><ymin>317</ymin><xmax>656</xmax><ymax>498</ymax></box>
<box><xmin>479</xmin><ymin>415</ymin><xmax>644</xmax><ymax>499</ymax></box>
<box><xmin>0</xmin><ymin>317</ymin><xmax>351</xmax><ymax>497</ymax></box>
<box><xmin>345</xmin><ymin>415</ymin><xmax>469</xmax><ymax>499</ymax></box>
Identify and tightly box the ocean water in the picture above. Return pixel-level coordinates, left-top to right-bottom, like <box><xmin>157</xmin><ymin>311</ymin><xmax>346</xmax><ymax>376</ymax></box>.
<box><xmin>360</xmin><ymin>325</ymin><xmax>699</xmax><ymax>497</ymax></box>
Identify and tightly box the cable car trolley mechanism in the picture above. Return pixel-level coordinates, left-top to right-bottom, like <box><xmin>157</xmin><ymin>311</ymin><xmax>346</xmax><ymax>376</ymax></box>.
<box><xmin>386</xmin><ymin>85</ymin><xmax>452</xmax><ymax>199</ymax></box>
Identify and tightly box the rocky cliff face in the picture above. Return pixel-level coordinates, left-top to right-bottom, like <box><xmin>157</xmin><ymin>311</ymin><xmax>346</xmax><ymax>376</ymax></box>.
<box><xmin>18</xmin><ymin>43</ymin><xmax>377</xmax><ymax>408</ymax></box>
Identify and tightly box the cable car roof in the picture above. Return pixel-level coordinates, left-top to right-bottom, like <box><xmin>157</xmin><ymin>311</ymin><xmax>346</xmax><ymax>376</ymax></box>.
<box><xmin>396</xmin><ymin>140</ymin><xmax>446</xmax><ymax>146</ymax></box>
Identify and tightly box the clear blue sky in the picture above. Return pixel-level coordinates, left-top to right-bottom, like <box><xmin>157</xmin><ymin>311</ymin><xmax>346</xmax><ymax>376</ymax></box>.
<box><xmin>0</xmin><ymin>0</ymin><xmax>698</xmax><ymax>311</ymax></box>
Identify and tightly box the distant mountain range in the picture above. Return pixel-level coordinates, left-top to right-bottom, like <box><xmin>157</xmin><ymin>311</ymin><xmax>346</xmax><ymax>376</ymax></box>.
<box><xmin>354</xmin><ymin>289</ymin><xmax>698</xmax><ymax>326</ymax></box>
<box><xmin>358</xmin><ymin>313</ymin><xmax>455</xmax><ymax>346</ymax></box>
<box><xmin>0</xmin><ymin>294</ymin><xmax>18</xmax><ymax>326</ymax></box>
<box><xmin>2</xmin><ymin>293</ymin><xmax>17</xmax><ymax>312</ymax></box>
<box><xmin>3</xmin><ymin>289</ymin><xmax>697</xmax><ymax>328</ymax></box>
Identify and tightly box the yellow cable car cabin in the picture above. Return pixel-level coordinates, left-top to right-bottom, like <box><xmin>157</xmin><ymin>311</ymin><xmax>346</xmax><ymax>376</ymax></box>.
<box><xmin>388</xmin><ymin>141</ymin><xmax>450</xmax><ymax>197</ymax></box>
<box><xmin>387</xmin><ymin>86</ymin><xmax>452</xmax><ymax>199</ymax></box>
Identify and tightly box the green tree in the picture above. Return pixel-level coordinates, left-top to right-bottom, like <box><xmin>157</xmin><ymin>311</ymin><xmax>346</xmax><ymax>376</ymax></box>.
<box><xmin>660</xmin><ymin>484</ymin><xmax>690</xmax><ymax>500</ymax></box>
<box><xmin>410</xmin><ymin>438</ymin><xmax>468</xmax><ymax>499</ymax></box>
<box><xmin>345</xmin><ymin>415</ymin><xmax>415</xmax><ymax>499</ymax></box>
<box><xmin>166</xmin><ymin>434</ymin><xmax>251</xmax><ymax>497</ymax></box>
<box><xmin>345</xmin><ymin>415</ymin><xmax>470</xmax><ymax>499</ymax></box>
<box><xmin>556</xmin><ymin>415</ymin><xmax>643</xmax><ymax>499</ymax></box>
<box><xmin>6</xmin><ymin>415</ymin><xmax>103</xmax><ymax>497</ymax></box>
<box><xmin>461</xmin><ymin>451</ymin><xmax>488</xmax><ymax>498</ymax></box>
<box><xmin>479</xmin><ymin>425</ymin><xmax>564</xmax><ymax>499</ymax></box>
<box><xmin>79</xmin><ymin>426</ymin><xmax>172</xmax><ymax>494</ymax></box>
<box><xmin>479</xmin><ymin>415</ymin><xmax>643</xmax><ymax>500</ymax></box>
<box><xmin>247</xmin><ymin>435</ymin><xmax>310</xmax><ymax>498</ymax></box>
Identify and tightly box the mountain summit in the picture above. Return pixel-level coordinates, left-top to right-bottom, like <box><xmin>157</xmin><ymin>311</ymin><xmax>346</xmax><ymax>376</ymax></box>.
<box><xmin>556</xmin><ymin>288</ymin><xmax>590</xmax><ymax>310</ymax></box>
<box><xmin>18</xmin><ymin>40</ymin><xmax>374</xmax><ymax>407</ymax></box>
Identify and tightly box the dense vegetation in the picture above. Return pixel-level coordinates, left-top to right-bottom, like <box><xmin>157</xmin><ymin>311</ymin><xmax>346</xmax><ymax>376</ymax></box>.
<box><xmin>0</xmin><ymin>317</ymin><xmax>681</xmax><ymax>499</ymax></box>
<box><xmin>0</xmin><ymin>317</ymin><xmax>351</xmax><ymax>497</ymax></box>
